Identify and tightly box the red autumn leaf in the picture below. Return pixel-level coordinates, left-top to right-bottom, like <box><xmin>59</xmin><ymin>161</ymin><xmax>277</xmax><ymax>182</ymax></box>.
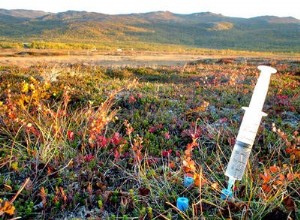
<box><xmin>148</xmin><ymin>126</ymin><xmax>156</xmax><ymax>133</ymax></box>
<box><xmin>269</xmin><ymin>164</ymin><xmax>278</xmax><ymax>173</ymax></box>
<box><xmin>161</xmin><ymin>149</ymin><xmax>172</xmax><ymax>157</ymax></box>
<box><xmin>96</xmin><ymin>135</ymin><xmax>108</xmax><ymax>148</ymax></box>
<box><xmin>146</xmin><ymin>158</ymin><xmax>158</xmax><ymax>166</ymax></box>
<box><xmin>164</xmin><ymin>132</ymin><xmax>170</xmax><ymax>139</ymax></box>
<box><xmin>262</xmin><ymin>184</ymin><xmax>272</xmax><ymax>193</ymax></box>
<box><xmin>67</xmin><ymin>130</ymin><xmax>74</xmax><ymax>141</ymax></box>
<box><xmin>260</xmin><ymin>172</ymin><xmax>272</xmax><ymax>184</ymax></box>
<box><xmin>111</xmin><ymin>132</ymin><xmax>123</xmax><ymax>145</ymax></box>
<box><xmin>128</xmin><ymin>95</ymin><xmax>136</xmax><ymax>104</ymax></box>
<box><xmin>286</xmin><ymin>147</ymin><xmax>294</xmax><ymax>154</ymax></box>
<box><xmin>168</xmin><ymin>161</ymin><xmax>176</xmax><ymax>169</ymax></box>
<box><xmin>283</xmin><ymin>196</ymin><xmax>296</xmax><ymax>212</ymax></box>
<box><xmin>275</xmin><ymin>173</ymin><xmax>285</xmax><ymax>185</ymax></box>
<box><xmin>114</xmin><ymin>148</ymin><xmax>120</xmax><ymax>160</ymax></box>
<box><xmin>286</xmin><ymin>173</ymin><xmax>295</xmax><ymax>181</ymax></box>
<box><xmin>278</xmin><ymin>173</ymin><xmax>285</xmax><ymax>181</ymax></box>
<box><xmin>84</xmin><ymin>154</ymin><xmax>95</xmax><ymax>162</ymax></box>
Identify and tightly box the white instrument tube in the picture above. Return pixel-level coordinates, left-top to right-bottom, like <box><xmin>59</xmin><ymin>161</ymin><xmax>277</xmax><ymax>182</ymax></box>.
<box><xmin>225</xmin><ymin>66</ymin><xmax>276</xmax><ymax>180</ymax></box>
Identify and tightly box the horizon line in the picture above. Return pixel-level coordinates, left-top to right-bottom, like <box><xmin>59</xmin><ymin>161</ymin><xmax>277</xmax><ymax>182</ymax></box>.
<box><xmin>1</xmin><ymin>8</ymin><xmax>299</xmax><ymax>20</ymax></box>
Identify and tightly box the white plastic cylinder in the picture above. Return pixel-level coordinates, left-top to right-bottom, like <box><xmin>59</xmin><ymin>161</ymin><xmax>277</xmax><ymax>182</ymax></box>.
<box><xmin>225</xmin><ymin>65</ymin><xmax>276</xmax><ymax>180</ymax></box>
<box><xmin>248</xmin><ymin>66</ymin><xmax>276</xmax><ymax>111</ymax></box>
<box><xmin>225</xmin><ymin>141</ymin><xmax>252</xmax><ymax>180</ymax></box>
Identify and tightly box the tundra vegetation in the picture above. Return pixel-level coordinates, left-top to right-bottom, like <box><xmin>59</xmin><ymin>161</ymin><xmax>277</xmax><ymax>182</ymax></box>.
<box><xmin>0</xmin><ymin>55</ymin><xmax>299</xmax><ymax>219</ymax></box>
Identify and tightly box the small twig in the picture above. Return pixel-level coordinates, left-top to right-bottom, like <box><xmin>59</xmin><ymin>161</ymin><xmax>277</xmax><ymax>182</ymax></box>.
<box><xmin>47</xmin><ymin>159</ymin><xmax>73</xmax><ymax>177</ymax></box>
<box><xmin>10</xmin><ymin>178</ymin><xmax>31</xmax><ymax>204</ymax></box>
<box><xmin>8</xmin><ymin>217</ymin><xmax>22</xmax><ymax>220</ymax></box>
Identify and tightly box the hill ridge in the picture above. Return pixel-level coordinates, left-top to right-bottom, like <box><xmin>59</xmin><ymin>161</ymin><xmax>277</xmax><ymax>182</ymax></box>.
<box><xmin>0</xmin><ymin>9</ymin><xmax>299</xmax><ymax>52</ymax></box>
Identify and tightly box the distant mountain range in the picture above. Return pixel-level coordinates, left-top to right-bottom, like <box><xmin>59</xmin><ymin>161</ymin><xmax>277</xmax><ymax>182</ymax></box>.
<box><xmin>0</xmin><ymin>9</ymin><xmax>299</xmax><ymax>52</ymax></box>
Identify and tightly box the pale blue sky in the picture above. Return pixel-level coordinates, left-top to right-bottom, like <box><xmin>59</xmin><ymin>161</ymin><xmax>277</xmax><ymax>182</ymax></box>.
<box><xmin>0</xmin><ymin>0</ymin><xmax>299</xmax><ymax>19</ymax></box>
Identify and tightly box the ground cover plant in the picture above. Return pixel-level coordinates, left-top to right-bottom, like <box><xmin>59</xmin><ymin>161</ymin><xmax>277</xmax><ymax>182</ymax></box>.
<box><xmin>0</xmin><ymin>57</ymin><xmax>299</xmax><ymax>219</ymax></box>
